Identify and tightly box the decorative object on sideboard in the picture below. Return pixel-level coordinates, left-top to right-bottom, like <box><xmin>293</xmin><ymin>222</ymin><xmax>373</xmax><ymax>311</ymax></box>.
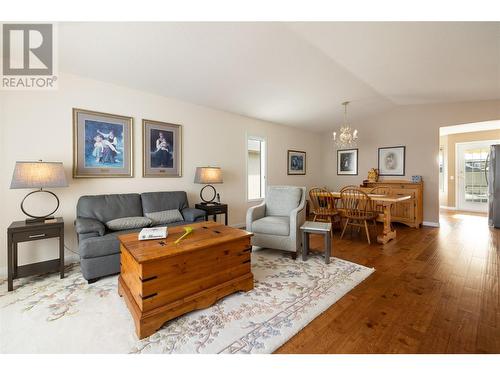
<box><xmin>73</xmin><ymin>108</ymin><xmax>133</xmax><ymax>178</ymax></box>
<box><xmin>367</xmin><ymin>168</ymin><xmax>379</xmax><ymax>182</ymax></box>
<box><xmin>194</xmin><ymin>166</ymin><xmax>223</xmax><ymax>204</ymax></box>
<box><xmin>337</xmin><ymin>148</ymin><xmax>358</xmax><ymax>175</ymax></box>
<box><xmin>411</xmin><ymin>175</ymin><xmax>422</xmax><ymax>183</ymax></box>
<box><xmin>287</xmin><ymin>150</ymin><xmax>306</xmax><ymax>175</ymax></box>
<box><xmin>378</xmin><ymin>146</ymin><xmax>406</xmax><ymax>176</ymax></box>
<box><xmin>332</xmin><ymin>101</ymin><xmax>358</xmax><ymax>149</ymax></box>
<box><xmin>142</xmin><ymin>119</ymin><xmax>182</xmax><ymax>177</ymax></box>
<box><xmin>10</xmin><ymin>160</ymin><xmax>68</xmax><ymax>223</ymax></box>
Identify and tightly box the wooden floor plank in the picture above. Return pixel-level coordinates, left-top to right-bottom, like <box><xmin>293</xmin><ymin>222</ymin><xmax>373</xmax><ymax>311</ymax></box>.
<box><xmin>275</xmin><ymin>211</ymin><xmax>499</xmax><ymax>354</ymax></box>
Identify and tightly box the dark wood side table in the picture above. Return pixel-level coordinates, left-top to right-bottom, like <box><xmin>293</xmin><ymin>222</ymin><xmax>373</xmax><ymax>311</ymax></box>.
<box><xmin>195</xmin><ymin>203</ymin><xmax>228</xmax><ymax>225</ymax></box>
<box><xmin>7</xmin><ymin>217</ymin><xmax>65</xmax><ymax>291</ymax></box>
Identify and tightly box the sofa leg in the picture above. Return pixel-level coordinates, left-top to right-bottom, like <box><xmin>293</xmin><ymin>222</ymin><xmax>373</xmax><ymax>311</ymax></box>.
<box><xmin>87</xmin><ymin>277</ymin><xmax>100</xmax><ymax>284</ymax></box>
<box><xmin>291</xmin><ymin>253</ymin><xmax>297</xmax><ymax>260</ymax></box>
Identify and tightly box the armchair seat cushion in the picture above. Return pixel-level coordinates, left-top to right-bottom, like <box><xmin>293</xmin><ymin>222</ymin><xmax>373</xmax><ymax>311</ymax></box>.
<box><xmin>251</xmin><ymin>216</ymin><xmax>290</xmax><ymax>236</ymax></box>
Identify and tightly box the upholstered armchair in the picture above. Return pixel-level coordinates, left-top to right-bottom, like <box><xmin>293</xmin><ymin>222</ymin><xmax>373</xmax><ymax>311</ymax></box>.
<box><xmin>246</xmin><ymin>186</ymin><xmax>306</xmax><ymax>257</ymax></box>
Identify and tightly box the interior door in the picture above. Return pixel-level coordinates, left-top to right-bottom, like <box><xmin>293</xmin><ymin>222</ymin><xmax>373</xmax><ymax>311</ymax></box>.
<box><xmin>456</xmin><ymin>141</ymin><xmax>494</xmax><ymax>212</ymax></box>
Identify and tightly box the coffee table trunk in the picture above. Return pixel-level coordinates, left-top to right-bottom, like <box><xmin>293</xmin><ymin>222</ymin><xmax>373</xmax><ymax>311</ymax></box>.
<box><xmin>118</xmin><ymin>222</ymin><xmax>254</xmax><ymax>339</ymax></box>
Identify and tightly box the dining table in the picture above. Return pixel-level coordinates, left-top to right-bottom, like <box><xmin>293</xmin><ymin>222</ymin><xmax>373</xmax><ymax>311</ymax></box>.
<box><xmin>329</xmin><ymin>191</ymin><xmax>412</xmax><ymax>244</ymax></box>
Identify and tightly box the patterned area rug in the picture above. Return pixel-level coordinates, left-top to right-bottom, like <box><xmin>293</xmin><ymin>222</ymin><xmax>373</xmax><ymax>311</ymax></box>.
<box><xmin>0</xmin><ymin>249</ymin><xmax>374</xmax><ymax>353</ymax></box>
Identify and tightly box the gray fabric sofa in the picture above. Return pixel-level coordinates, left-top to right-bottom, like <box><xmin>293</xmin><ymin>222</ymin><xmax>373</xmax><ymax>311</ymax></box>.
<box><xmin>75</xmin><ymin>191</ymin><xmax>206</xmax><ymax>282</ymax></box>
<box><xmin>246</xmin><ymin>186</ymin><xmax>306</xmax><ymax>257</ymax></box>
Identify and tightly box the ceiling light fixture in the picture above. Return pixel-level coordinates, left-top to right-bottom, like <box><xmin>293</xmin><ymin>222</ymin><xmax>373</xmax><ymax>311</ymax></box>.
<box><xmin>333</xmin><ymin>101</ymin><xmax>358</xmax><ymax>149</ymax></box>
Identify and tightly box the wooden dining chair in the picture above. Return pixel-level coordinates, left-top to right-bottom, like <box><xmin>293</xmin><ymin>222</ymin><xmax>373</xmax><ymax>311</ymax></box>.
<box><xmin>308</xmin><ymin>187</ymin><xmax>340</xmax><ymax>232</ymax></box>
<box><xmin>340</xmin><ymin>188</ymin><xmax>378</xmax><ymax>244</ymax></box>
<box><xmin>340</xmin><ymin>185</ymin><xmax>359</xmax><ymax>191</ymax></box>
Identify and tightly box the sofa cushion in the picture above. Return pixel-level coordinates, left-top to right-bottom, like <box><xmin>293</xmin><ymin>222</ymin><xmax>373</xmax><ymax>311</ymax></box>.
<box><xmin>251</xmin><ymin>216</ymin><xmax>290</xmax><ymax>236</ymax></box>
<box><xmin>105</xmin><ymin>216</ymin><xmax>152</xmax><ymax>231</ymax></box>
<box><xmin>266</xmin><ymin>186</ymin><xmax>302</xmax><ymax>216</ymax></box>
<box><xmin>145</xmin><ymin>209</ymin><xmax>184</xmax><ymax>225</ymax></box>
<box><xmin>79</xmin><ymin>229</ymin><xmax>139</xmax><ymax>259</ymax></box>
<box><xmin>141</xmin><ymin>191</ymin><xmax>189</xmax><ymax>215</ymax></box>
<box><xmin>77</xmin><ymin>193</ymin><xmax>143</xmax><ymax>223</ymax></box>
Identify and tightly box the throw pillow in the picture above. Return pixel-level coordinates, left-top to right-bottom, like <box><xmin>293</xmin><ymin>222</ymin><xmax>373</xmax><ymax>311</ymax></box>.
<box><xmin>105</xmin><ymin>216</ymin><xmax>152</xmax><ymax>231</ymax></box>
<box><xmin>145</xmin><ymin>209</ymin><xmax>184</xmax><ymax>225</ymax></box>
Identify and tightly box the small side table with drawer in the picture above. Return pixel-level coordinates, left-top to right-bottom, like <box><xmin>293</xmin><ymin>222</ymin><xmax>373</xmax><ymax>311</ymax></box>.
<box><xmin>7</xmin><ymin>217</ymin><xmax>65</xmax><ymax>291</ymax></box>
<box><xmin>195</xmin><ymin>203</ymin><xmax>228</xmax><ymax>225</ymax></box>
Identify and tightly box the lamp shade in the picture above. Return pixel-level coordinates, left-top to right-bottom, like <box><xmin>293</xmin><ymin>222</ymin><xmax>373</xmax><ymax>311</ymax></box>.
<box><xmin>10</xmin><ymin>161</ymin><xmax>68</xmax><ymax>189</ymax></box>
<box><xmin>194</xmin><ymin>167</ymin><xmax>223</xmax><ymax>184</ymax></box>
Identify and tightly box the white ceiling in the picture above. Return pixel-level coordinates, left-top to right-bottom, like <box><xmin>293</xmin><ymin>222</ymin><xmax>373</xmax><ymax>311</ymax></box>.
<box><xmin>59</xmin><ymin>22</ymin><xmax>500</xmax><ymax>132</ymax></box>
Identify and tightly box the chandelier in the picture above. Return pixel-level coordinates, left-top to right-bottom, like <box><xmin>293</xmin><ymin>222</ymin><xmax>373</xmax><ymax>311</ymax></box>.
<box><xmin>333</xmin><ymin>101</ymin><xmax>358</xmax><ymax>149</ymax></box>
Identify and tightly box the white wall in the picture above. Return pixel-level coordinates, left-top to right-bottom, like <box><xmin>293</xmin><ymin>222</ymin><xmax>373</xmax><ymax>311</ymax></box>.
<box><xmin>0</xmin><ymin>73</ymin><xmax>323</xmax><ymax>272</ymax></box>
<box><xmin>322</xmin><ymin>100</ymin><xmax>500</xmax><ymax>224</ymax></box>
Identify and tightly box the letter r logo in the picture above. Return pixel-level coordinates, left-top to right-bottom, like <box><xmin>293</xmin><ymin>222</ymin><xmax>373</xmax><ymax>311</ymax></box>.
<box><xmin>2</xmin><ymin>24</ymin><xmax>53</xmax><ymax>75</ymax></box>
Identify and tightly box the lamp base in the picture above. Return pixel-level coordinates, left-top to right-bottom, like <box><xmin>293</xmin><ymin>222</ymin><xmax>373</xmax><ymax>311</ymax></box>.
<box><xmin>25</xmin><ymin>216</ymin><xmax>54</xmax><ymax>224</ymax></box>
<box><xmin>200</xmin><ymin>185</ymin><xmax>217</xmax><ymax>204</ymax></box>
<box><xmin>21</xmin><ymin>189</ymin><xmax>60</xmax><ymax>224</ymax></box>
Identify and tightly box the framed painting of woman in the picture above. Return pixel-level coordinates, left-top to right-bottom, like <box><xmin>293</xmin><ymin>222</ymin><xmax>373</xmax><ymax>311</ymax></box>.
<box><xmin>73</xmin><ymin>108</ymin><xmax>133</xmax><ymax>178</ymax></box>
<box><xmin>142</xmin><ymin>119</ymin><xmax>182</xmax><ymax>177</ymax></box>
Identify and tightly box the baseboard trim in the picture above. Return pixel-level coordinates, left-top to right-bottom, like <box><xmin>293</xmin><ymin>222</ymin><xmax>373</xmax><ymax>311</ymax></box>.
<box><xmin>440</xmin><ymin>206</ymin><xmax>457</xmax><ymax>210</ymax></box>
<box><xmin>423</xmin><ymin>221</ymin><xmax>440</xmax><ymax>227</ymax></box>
<box><xmin>231</xmin><ymin>223</ymin><xmax>246</xmax><ymax>229</ymax></box>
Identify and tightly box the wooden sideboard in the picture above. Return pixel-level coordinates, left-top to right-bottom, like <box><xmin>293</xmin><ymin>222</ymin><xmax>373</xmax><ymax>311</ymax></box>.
<box><xmin>360</xmin><ymin>180</ymin><xmax>423</xmax><ymax>228</ymax></box>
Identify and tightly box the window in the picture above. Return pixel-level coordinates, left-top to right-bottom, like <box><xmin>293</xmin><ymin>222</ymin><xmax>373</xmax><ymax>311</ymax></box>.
<box><xmin>247</xmin><ymin>136</ymin><xmax>266</xmax><ymax>200</ymax></box>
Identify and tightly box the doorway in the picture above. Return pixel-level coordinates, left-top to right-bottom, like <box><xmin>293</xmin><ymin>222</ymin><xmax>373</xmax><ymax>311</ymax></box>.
<box><xmin>456</xmin><ymin>140</ymin><xmax>493</xmax><ymax>212</ymax></box>
<box><xmin>439</xmin><ymin>121</ymin><xmax>500</xmax><ymax>214</ymax></box>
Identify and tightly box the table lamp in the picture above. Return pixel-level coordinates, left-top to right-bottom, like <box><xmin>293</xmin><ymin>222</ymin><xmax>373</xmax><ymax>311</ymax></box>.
<box><xmin>194</xmin><ymin>166</ymin><xmax>223</xmax><ymax>204</ymax></box>
<box><xmin>10</xmin><ymin>160</ymin><xmax>68</xmax><ymax>223</ymax></box>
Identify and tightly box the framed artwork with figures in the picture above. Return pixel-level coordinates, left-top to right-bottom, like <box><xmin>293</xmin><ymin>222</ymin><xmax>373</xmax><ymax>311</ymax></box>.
<box><xmin>287</xmin><ymin>150</ymin><xmax>306</xmax><ymax>175</ymax></box>
<box><xmin>378</xmin><ymin>146</ymin><xmax>406</xmax><ymax>176</ymax></box>
<box><xmin>337</xmin><ymin>148</ymin><xmax>358</xmax><ymax>175</ymax></box>
<box><xmin>73</xmin><ymin>108</ymin><xmax>133</xmax><ymax>178</ymax></box>
<box><xmin>142</xmin><ymin>119</ymin><xmax>182</xmax><ymax>177</ymax></box>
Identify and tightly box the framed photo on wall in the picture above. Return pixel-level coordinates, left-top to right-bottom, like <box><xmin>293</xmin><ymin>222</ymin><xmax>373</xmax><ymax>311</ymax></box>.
<box><xmin>378</xmin><ymin>146</ymin><xmax>406</xmax><ymax>176</ymax></box>
<box><xmin>337</xmin><ymin>148</ymin><xmax>358</xmax><ymax>175</ymax></box>
<box><xmin>142</xmin><ymin>119</ymin><xmax>182</xmax><ymax>177</ymax></box>
<box><xmin>73</xmin><ymin>108</ymin><xmax>133</xmax><ymax>178</ymax></box>
<box><xmin>287</xmin><ymin>150</ymin><xmax>306</xmax><ymax>175</ymax></box>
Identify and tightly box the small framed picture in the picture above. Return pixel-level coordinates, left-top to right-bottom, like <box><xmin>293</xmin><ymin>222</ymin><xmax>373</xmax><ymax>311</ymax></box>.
<box><xmin>73</xmin><ymin>108</ymin><xmax>133</xmax><ymax>178</ymax></box>
<box><xmin>287</xmin><ymin>150</ymin><xmax>306</xmax><ymax>175</ymax></box>
<box><xmin>378</xmin><ymin>146</ymin><xmax>406</xmax><ymax>176</ymax></box>
<box><xmin>142</xmin><ymin>119</ymin><xmax>182</xmax><ymax>177</ymax></box>
<box><xmin>337</xmin><ymin>149</ymin><xmax>358</xmax><ymax>175</ymax></box>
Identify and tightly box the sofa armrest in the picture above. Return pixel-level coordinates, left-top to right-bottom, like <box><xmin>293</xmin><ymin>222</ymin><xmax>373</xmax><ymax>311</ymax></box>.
<box><xmin>75</xmin><ymin>217</ymin><xmax>105</xmax><ymax>237</ymax></box>
<box><xmin>246</xmin><ymin>201</ymin><xmax>266</xmax><ymax>231</ymax></box>
<box><xmin>182</xmin><ymin>207</ymin><xmax>206</xmax><ymax>222</ymax></box>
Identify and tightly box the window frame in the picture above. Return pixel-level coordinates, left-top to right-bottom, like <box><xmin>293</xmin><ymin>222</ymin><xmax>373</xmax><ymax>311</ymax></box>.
<box><xmin>246</xmin><ymin>134</ymin><xmax>267</xmax><ymax>202</ymax></box>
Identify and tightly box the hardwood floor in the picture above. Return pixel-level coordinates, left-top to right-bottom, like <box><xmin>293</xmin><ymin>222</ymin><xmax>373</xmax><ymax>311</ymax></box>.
<box><xmin>275</xmin><ymin>210</ymin><xmax>499</xmax><ymax>354</ymax></box>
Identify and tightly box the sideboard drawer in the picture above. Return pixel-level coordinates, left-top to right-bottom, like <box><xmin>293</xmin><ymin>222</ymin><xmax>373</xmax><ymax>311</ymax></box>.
<box><xmin>12</xmin><ymin>228</ymin><xmax>61</xmax><ymax>243</ymax></box>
